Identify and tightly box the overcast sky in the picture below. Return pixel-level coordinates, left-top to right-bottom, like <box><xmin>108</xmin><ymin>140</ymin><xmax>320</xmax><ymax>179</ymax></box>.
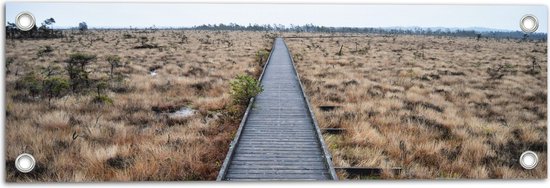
<box><xmin>5</xmin><ymin>3</ymin><xmax>548</xmax><ymax>32</ymax></box>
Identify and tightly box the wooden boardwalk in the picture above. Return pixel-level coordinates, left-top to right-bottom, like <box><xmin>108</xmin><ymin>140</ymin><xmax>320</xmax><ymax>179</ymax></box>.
<box><xmin>217</xmin><ymin>38</ymin><xmax>337</xmax><ymax>181</ymax></box>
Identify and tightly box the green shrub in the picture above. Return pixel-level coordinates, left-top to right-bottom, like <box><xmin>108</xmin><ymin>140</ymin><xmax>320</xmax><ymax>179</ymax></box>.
<box><xmin>16</xmin><ymin>71</ymin><xmax>70</xmax><ymax>104</ymax></box>
<box><xmin>92</xmin><ymin>95</ymin><xmax>113</xmax><ymax>105</ymax></box>
<box><xmin>15</xmin><ymin>71</ymin><xmax>43</xmax><ymax>97</ymax></box>
<box><xmin>255</xmin><ymin>49</ymin><xmax>270</xmax><ymax>66</ymax></box>
<box><xmin>224</xmin><ymin>104</ymin><xmax>245</xmax><ymax>123</ymax></box>
<box><xmin>37</xmin><ymin>45</ymin><xmax>54</xmax><ymax>57</ymax></box>
<box><xmin>230</xmin><ymin>74</ymin><xmax>263</xmax><ymax>105</ymax></box>
<box><xmin>43</xmin><ymin>76</ymin><xmax>69</xmax><ymax>105</ymax></box>
<box><xmin>67</xmin><ymin>53</ymin><xmax>96</xmax><ymax>66</ymax></box>
<box><xmin>44</xmin><ymin>76</ymin><xmax>69</xmax><ymax>97</ymax></box>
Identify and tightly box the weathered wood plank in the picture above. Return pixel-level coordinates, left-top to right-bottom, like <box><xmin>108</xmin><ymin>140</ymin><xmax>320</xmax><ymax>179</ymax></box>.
<box><xmin>226</xmin><ymin>173</ymin><xmax>329</xmax><ymax>180</ymax></box>
<box><xmin>228</xmin><ymin>169</ymin><xmax>329</xmax><ymax>174</ymax></box>
<box><xmin>230</xmin><ymin>161</ymin><xmax>326</xmax><ymax>166</ymax></box>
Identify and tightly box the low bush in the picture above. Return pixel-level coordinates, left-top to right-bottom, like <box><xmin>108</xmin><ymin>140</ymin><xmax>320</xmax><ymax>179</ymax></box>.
<box><xmin>255</xmin><ymin>49</ymin><xmax>270</xmax><ymax>66</ymax></box>
<box><xmin>229</xmin><ymin>74</ymin><xmax>263</xmax><ymax>105</ymax></box>
<box><xmin>37</xmin><ymin>45</ymin><xmax>54</xmax><ymax>57</ymax></box>
<box><xmin>15</xmin><ymin>71</ymin><xmax>43</xmax><ymax>97</ymax></box>
<box><xmin>91</xmin><ymin>95</ymin><xmax>113</xmax><ymax>105</ymax></box>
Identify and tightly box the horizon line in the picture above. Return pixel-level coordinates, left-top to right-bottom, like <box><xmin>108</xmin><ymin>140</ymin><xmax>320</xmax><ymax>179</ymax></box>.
<box><xmin>28</xmin><ymin>24</ymin><xmax>547</xmax><ymax>34</ymax></box>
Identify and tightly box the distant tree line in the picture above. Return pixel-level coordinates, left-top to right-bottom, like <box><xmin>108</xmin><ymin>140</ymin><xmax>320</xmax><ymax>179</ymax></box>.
<box><xmin>6</xmin><ymin>20</ymin><xmax>546</xmax><ymax>41</ymax></box>
<box><xmin>191</xmin><ymin>23</ymin><xmax>547</xmax><ymax>41</ymax></box>
<box><xmin>5</xmin><ymin>18</ymin><xmax>63</xmax><ymax>39</ymax></box>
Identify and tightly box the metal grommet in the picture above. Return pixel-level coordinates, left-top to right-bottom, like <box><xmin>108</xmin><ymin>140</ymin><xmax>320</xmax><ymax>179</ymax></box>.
<box><xmin>15</xmin><ymin>11</ymin><xmax>36</xmax><ymax>31</ymax></box>
<box><xmin>519</xmin><ymin>151</ymin><xmax>538</xmax><ymax>170</ymax></box>
<box><xmin>15</xmin><ymin>153</ymin><xmax>36</xmax><ymax>173</ymax></box>
<box><xmin>520</xmin><ymin>14</ymin><xmax>538</xmax><ymax>33</ymax></box>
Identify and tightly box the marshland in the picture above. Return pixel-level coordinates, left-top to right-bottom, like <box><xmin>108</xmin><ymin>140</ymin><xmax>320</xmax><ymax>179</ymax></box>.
<box><xmin>285</xmin><ymin>33</ymin><xmax>547</xmax><ymax>179</ymax></box>
<box><xmin>4</xmin><ymin>25</ymin><xmax>547</xmax><ymax>181</ymax></box>
<box><xmin>5</xmin><ymin>29</ymin><xmax>272</xmax><ymax>181</ymax></box>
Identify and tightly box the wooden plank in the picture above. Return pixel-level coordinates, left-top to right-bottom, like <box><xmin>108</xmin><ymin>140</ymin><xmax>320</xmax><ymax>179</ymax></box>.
<box><xmin>232</xmin><ymin>157</ymin><xmax>324</xmax><ymax>162</ymax></box>
<box><xmin>234</xmin><ymin>154</ymin><xmax>324</xmax><ymax>158</ymax></box>
<box><xmin>226</xmin><ymin>173</ymin><xmax>329</xmax><ymax>180</ymax></box>
<box><xmin>240</xmin><ymin>137</ymin><xmax>318</xmax><ymax>140</ymax></box>
<box><xmin>238</xmin><ymin>138</ymin><xmax>318</xmax><ymax>142</ymax></box>
<box><xmin>230</xmin><ymin>165</ymin><xmax>325</xmax><ymax>169</ymax></box>
<box><xmin>236</xmin><ymin>148</ymin><xmax>322</xmax><ymax>152</ymax></box>
<box><xmin>240</xmin><ymin>133</ymin><xmax>317</xmax><ymax>136</ymax></box>
<box><xmin>228</xmin><ymin>169</ymin><xmax>329</xmax><ymax>174</ymax></box>
<box><xmin>238</xmin><ymin>141</ymin><xmax>319</xmax><ymax>145</ymax></box>
<box><xmin>236</xmin><ymin>146</ymin><xmax>321</xmax><ymax>150</ymax></box>
<box><xmin>245</xmin><ymin>120</ymin><xmax>311</xmax><ymax>123</ymax></box>
<box><xmin>230</xmin><ymin>161</ymin><xmax>325</xmax><ymax>166</ymax></box>
<box><xmin>235</xmin><ymin>152</ymin><xmax>323</xmax><ymax>156</ymax></box>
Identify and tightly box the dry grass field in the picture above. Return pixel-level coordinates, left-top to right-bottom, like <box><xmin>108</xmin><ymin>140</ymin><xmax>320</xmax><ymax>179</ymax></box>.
<box><xmin>285</xmin><ymin>34</ymin><xmax>547</xmax><ymax>179</ymax></box>
<box><xmin>5</xmin><ymin>30</ymin><xmax>272</xmax><ymax>181</ymax></box>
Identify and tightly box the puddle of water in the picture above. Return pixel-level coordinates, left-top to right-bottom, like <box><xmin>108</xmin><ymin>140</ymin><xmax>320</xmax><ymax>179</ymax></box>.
<box><xmin>169</xmin><ymin>107</ymin><xmax>195</xmax><ymax>118</ymax></box>
<box><xmin>319</xmin><ymin>105</ymin><xmax>341</xmax><ymax>112</ymax></box>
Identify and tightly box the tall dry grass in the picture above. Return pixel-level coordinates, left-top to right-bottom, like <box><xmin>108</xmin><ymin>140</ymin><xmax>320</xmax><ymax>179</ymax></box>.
<box><xmin>286</xmin><ymin>34</ymin><xmax>547</xmax><ymax>179</ymax></box>
<box><xmin>5</xmin><ymin>30</ymin><xmax>272</xmax><ymax>181</ymax></box>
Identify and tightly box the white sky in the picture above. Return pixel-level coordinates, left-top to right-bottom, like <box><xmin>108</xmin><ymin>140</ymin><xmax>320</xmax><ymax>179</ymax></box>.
<box><xmin>5</xmin><ymin>3</ymin><xmax>548</xmax><ymax>32</ymax></box>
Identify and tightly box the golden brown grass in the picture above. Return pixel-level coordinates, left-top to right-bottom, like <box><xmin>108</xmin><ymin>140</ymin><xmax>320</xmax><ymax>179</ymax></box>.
<box><xmin>285</xmin><ymin>34</ymin><xmax>547</xmax><ymax>179</ymax></box>
<box><xmin>5</xmin><ymin>30</ymin><xmax>271</xmax><ymax>181</ymax></box>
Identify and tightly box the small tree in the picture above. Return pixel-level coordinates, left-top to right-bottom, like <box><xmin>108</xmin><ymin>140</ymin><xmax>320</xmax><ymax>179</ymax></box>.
<box><xmin>95</xmin><ymin>81</ymin><xmax>108</xmax><ymax>97</ymax></box>
<box><xmin>42</xmin><ymin>18</ymin><xmax>56</xmax><ymax>28</ymax></box>
<box><xmin>106</xmin><ymin>55</ymin><xmax>121</xmax><ymax>78</ymax></box>
<box><xmin>43</xmin><ymin>76</ymin><xmax>69</xmax><ymax>106</ymax></box>
<box><xmin>6</xmin><ymin>22</ymin><xmax>18</xmax><ymax>40</ymax></box>
<box><xmin>66</xmin><ymin>53</ymin><xmax>96</xmax><ymax>92</ymax></box>
<box><xmin>78</xmin><ymin>22</ymin><xmax>88</xmax><ymax>32</ymax></box>
<box><xmin>39</xmin><ymin>18</ymin><xmax>56</xmax><ymax>37</ymax></box>
<box><xmin>92</xmin><ymin>80</ymin><xmax>113</xmax><ymax>105</ymax></box>
<box><xmin>230</xmin><ymin>74</ymin><xmax>263</xmax><ymax>105</ymax></box>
